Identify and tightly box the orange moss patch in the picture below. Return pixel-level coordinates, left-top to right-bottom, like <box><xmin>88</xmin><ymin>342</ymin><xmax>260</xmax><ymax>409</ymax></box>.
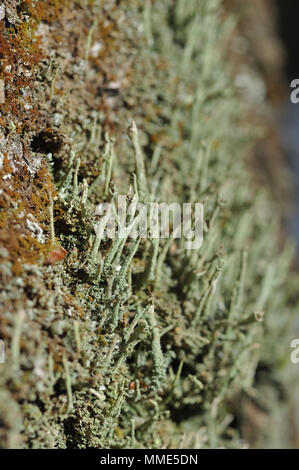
<box><xmin>0</xmin><ymin>18</ymin><xmax>43</xmax><ymax>132</ymax></box>
<box><xmin>21</xmin><ymin>0</ymin><xmax>72</xmax><ymax>24</ymax></box>
<box><xmin>0</xmin><ymin>2</ymin><xmax>73</xmax><ymax>274</ymax></box>
<box><xmin>0</xmin><ymin>1</ymin><xmax>72</xmax><ymax>132</ymax></box>
<box><xmin>0</xmin><ymin>152</ymin><xmax>56</xmax><ymax>275</ymax></box>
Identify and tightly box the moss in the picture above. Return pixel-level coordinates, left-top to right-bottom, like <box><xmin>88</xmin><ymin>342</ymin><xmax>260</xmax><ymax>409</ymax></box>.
<box><xmin>0</xmin><ymin>0</ymin><xmax>298</xmax><ymax>450</ymax></box>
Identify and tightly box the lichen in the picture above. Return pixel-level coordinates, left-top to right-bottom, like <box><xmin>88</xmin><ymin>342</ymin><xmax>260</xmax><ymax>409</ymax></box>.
<box><xmin>0</xmin><ymin>0</ymin><xmax>298</xmax><ymax>450</ymax></box>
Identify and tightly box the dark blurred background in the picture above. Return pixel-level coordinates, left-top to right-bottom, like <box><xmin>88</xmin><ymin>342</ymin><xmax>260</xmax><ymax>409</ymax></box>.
<box><xmin>276</xmin><ymin>1</ymin><xmax>299</xmax><ymax>80</ymax></box>
<box><xmin>276</xmin><ymin>0</ymin><xmax>299</xmax><ymax>248</ymax></box>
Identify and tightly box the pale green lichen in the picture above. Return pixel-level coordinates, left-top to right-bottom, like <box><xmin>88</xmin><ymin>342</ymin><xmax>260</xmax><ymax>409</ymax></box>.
<box><xmin>0</xmin><ymin>0</ymin><xmax>298</xmax><ymax>450</ymax></box>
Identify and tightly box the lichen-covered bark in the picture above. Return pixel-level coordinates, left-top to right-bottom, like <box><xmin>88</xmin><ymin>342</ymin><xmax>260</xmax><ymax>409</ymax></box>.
<box><xmin>0</xmin><ymin>0</ymin><xmax>298</xmax><ymax>449</ymax></box>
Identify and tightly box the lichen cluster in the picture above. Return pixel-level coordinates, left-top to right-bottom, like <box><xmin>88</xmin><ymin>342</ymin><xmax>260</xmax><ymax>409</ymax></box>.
<box><xmin>0</xmin><ymin>0</ymin><xmax>298</xmax><ymax>449</ymax></box>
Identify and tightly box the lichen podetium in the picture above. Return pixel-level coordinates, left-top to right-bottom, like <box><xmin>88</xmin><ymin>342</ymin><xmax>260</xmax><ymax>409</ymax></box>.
<box><xmin>0</xmin><ymin>0</ymin><xmax>298</xmax><ymax>449</ymax></box>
